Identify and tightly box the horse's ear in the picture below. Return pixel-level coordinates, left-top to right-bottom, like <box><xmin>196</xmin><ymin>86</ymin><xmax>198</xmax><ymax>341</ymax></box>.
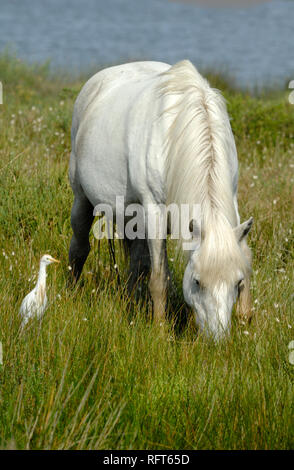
<box><xmin>234</xmin><ymin>217</ymin><xmax>253</xmax><ymax>242</ymax></box>
<box><xmin>189</xmin><ymin>219</ymin><xmax>201</xmax><ymax>239</ymax></box>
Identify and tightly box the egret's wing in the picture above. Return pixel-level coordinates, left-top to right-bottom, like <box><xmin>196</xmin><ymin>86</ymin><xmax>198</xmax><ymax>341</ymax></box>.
<box><xmin>19</xmin><ymin>289</ymin><xmax>38</xmax><ymax>322</ymax></box>
<box><xmin>19</xmin><ymin>288</ymin><xmax>48</xmax><ymax>327</ymax></box>
<box><xmin>36</xmin><ymin>294</ymin><xmax>47</xmax><ymax>319</ymax></box>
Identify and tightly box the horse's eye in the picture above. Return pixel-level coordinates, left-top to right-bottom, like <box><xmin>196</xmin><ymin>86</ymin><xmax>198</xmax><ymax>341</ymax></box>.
<box><xmin>193</xmin><ymin>278</ymin><xmax>201</xmax><ymax>288</ymax></box>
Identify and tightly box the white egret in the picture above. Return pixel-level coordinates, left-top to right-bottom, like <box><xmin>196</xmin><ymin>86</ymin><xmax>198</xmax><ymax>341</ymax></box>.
<box><xmin>19</xmin><ymin>254</ymin><xmax>60</xmax><ymax>328</ymax></box>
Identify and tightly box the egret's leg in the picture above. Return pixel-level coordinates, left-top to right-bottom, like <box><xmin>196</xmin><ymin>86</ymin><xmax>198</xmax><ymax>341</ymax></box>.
<box><xmin>69</xmin><ymin>195</ymin><xmax>94</xmax><ymax>281</ymax></box>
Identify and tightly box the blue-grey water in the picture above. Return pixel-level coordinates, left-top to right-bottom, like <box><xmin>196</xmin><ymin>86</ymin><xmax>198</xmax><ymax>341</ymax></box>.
<box><xmin>0</xmin><ymin>0</ymin><xmax>293</xmax><ymax>88</ymax></box>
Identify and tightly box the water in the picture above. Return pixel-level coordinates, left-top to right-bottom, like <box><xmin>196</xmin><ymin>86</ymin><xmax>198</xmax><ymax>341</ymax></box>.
<box><xmin>0</xmin><ymin>0</ymin><xmax>293</xmax><ymax>88</ymax></box>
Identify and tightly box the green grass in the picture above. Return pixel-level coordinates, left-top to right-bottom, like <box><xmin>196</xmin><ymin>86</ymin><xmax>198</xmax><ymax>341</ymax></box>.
<box><xmin>0</xmin><ymin>54</ymin><xmax>293</xmax><ymax>450</ymax></box>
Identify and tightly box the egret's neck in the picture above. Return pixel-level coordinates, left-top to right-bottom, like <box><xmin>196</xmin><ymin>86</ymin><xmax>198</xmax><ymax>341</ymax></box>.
<box><xmin>36</xmin><ymin>262</ymin><xmax>47</xmax><ymax>288</ymax></box>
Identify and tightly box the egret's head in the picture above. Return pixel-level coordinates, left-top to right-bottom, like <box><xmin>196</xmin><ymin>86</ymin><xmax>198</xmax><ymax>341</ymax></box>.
<box><xmin>41</xmin><ymin>254</ymin><xmax>60</xmax><ymax>266</ymax></box>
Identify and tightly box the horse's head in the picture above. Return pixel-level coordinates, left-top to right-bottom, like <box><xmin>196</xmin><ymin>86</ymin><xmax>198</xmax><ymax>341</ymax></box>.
<box><xmin>182</xmin><ymin>217</ymin><xmax>253</xmax><ymax>341</ymax></box>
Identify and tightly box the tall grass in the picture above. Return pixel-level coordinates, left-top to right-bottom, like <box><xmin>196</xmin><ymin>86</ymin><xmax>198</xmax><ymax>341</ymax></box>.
<box><xmin>0</xmin><ymin>54</ymin><xmax>293</xmax><ymax>449</ymax></box>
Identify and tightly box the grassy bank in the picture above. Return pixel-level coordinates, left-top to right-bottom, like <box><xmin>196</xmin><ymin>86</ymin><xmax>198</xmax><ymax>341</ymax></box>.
<box><xmin>0</xmin><ymin>54</ymin><xmax>293</xmax><ymax>450</ymax></box>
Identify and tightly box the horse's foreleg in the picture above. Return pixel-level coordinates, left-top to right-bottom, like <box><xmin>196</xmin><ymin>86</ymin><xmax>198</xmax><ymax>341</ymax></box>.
<box><xmin>69</xmin><ymin>194</ymin><xmax>94</xmax><ymax>281</ymax></box>
<box><xmin>147</xmin><ymin>236</ymin><xmax>168</xmax><ymax>324</ymax></box>
<box><xmin>236</xmin><ymin>240</ymin><xmax>253</xmax><ymax>322</ymax></box>
<box><xmin>237</xmin><ymin>277</ymin><xmax>252</xmax><ymax>322</ymax></box>
<box><xmin>126</xmin><ymin>238</ymin><xmax>151</xmax><ymax>295</ymax></box>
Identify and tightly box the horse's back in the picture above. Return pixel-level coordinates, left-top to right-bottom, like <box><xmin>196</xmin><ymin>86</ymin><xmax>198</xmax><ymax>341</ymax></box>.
<box><xmin>70</xmin><ymin>59</ymin><xmax>237</xmax><ymax>214</ymax></box>
<box><xmin>70</xmin><ymin>61</ymin><xmax>171</xmax><ymax>208</ymax></box>
<box><xmin>73</xmin><ymin>61</ymin><xmax>170</xmax><ymax>130</ymax></box>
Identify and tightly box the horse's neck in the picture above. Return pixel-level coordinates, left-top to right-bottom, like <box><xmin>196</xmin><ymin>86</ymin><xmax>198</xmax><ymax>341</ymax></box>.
<box><xmin>161</xmin><ymin>60</ymin><xmax>238</xmax><ymax>229</ymax></box>
<box><xmin>201</xmin><ymin>192</ymin><xmax>237</xmax><ymax>233</ymax></box>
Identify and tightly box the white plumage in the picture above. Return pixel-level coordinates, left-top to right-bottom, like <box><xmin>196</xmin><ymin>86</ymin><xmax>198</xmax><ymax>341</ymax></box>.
<box><xmin>19</xmin><ymin>254</ymin><xmax>60</xmax><ymax>328</ymax></box>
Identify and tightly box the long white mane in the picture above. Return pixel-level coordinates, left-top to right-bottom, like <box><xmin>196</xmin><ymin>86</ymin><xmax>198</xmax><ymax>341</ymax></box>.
<box><xmin>159</xmin><ymin>60</ymin><xmax>250</xmax><ymax>283</ymax></box>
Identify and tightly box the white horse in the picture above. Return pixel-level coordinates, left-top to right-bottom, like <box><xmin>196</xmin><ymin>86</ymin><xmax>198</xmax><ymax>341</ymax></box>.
<box><xmin>69</xmin><ymin>60</ymin><xmax>253</xmax><ymax>340</ymax></box>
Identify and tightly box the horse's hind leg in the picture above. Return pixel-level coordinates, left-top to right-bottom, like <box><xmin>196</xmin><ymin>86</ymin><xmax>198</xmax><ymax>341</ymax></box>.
<box><xmin>69</xmin><ymin>193</ymin><xmax>94</xmax><ymax>281</ymax></box>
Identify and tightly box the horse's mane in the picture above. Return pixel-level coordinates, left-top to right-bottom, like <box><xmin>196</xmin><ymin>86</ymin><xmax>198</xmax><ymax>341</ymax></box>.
<box><xmin>158</xmin><ymin>60</ymin><xmax>250</xmax><ymax>283</ymax></box>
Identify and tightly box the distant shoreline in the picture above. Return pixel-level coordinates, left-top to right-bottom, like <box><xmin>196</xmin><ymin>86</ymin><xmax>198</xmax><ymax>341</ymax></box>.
<box><xmin>0</xmin><ymin>51</ymin><xmax>291</xmax><ymax>95</ymax></box>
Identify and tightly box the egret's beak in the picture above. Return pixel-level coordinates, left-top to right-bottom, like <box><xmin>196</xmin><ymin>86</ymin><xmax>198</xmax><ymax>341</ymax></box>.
<box><xmin>51</xmin><ymin>257</ymin><xmax>60</xmax><ymax>264</ymax></box>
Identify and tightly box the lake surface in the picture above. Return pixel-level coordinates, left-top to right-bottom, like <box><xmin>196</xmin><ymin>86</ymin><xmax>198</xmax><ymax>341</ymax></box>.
<box><xmin>0</xmin><ymin>0</ymin><xmax>293</xmax><ymax>88</ymax></box>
